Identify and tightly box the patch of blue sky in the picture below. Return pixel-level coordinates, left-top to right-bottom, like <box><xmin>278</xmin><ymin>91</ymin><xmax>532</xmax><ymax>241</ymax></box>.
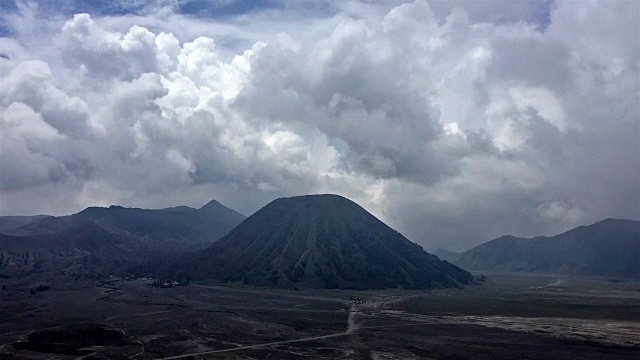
<box><xmin>178</xmin><ymin>0</ymin><xmax>281</xmax><ymax>18</ymax></box>
<box><xmin>12</xmin><ymin>0</ymin><xmax>282</xmax><ymax>18</ymax></box>
<box><xmin>0</xmin><ymin>0</ymin><xmax>554</xmax><ymax>39</ymax></box>
<box><xmin>328</xmin><ymin>137</ymin><xmax>349</xmax><ymax>155</ymax></box>
<box><xmin>0</xmin><ymin>1</ymin><xmax>17</xmax><ymax>37</ymax></box>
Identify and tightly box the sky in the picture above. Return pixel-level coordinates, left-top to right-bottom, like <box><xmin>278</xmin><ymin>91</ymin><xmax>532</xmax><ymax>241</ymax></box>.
<box><xmin>0</xmin><ymin>0</ymin><xmax>638</xmax><ymax>251</ymax></box>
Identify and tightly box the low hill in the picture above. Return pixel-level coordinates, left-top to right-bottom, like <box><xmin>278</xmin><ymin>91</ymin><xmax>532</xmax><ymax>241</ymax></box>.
<box><xmin>455</xmin><ymin>219</ymin><xmax>640</xmax><ymax>277</ymax></box>
<box><xmin>167</xmin><ymin>194</ymin><xmax>472</xmax><ymax>289</ymax></box>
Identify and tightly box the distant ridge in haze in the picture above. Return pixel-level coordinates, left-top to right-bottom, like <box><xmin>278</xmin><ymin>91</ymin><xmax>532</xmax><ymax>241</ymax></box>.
<box><xmin>167</xmin><ymin>194</ymin><xmax>472</xmax><ymax>289</ymax></box>
<box><xmin>0</xmin><ymin>215</ymin><xmax>50</xmax><ymax>232</ymax></box>
<box><xmin>434</xmin><ymin>248</ymin><xmax>460</xmax><ymax>264</ymax></box>
<box><xmin>455</xmin><ymin>219</ymin><xmax>640</xmax><ymax>277</ymax></box>
<box><xmin>3</xmin><ymin>200</ymin><xmax>245</xmax><ymax>250</ymax></box>
<box><xmin>0</xmin><ymin>200</ymin><xmax>246</xmax><ymax>281</ymax></box>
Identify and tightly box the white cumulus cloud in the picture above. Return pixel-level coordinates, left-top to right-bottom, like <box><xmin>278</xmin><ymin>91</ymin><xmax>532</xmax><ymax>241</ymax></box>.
<box><xmin>0</xmin><ymin>0</ymin><xmax>637</xmax><ymax>251</ymax></box>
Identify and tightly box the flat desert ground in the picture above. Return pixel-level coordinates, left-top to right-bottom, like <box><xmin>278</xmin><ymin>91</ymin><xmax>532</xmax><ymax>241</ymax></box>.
<box><xmin>1</xmin><ymin>274</ymin><xmax>639</xmax><ymax>359</ymax></box>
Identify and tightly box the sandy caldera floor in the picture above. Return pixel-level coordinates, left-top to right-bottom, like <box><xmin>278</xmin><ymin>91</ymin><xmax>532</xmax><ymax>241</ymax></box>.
<box><xmin>0</xmin><ymin>273</ymin><xmax>639</xmax><ymax>359</ymax></box>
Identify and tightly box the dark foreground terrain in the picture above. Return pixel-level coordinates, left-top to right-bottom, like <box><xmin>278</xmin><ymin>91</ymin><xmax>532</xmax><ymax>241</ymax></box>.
<box><xmin>1</xmin><ymin>274</ymin><xmax>639</xmax><ymax>359</ymax></box>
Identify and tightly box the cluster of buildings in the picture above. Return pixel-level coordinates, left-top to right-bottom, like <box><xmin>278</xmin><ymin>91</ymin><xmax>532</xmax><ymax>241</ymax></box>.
<box><xmin>146</xmin><ymin>279</ymin><xmax>189</xmax><ymax>288</ymax></box>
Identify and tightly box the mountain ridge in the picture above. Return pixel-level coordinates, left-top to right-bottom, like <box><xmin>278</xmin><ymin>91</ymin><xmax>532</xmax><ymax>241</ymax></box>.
<box><xmin>454</xmin><ymin>218</ymin><xmax>640</xmax><ymax>277</ymax></box>
<box><xmin>0</xmin><ymin>199</ymin><xmax>246</xmax><ymax>283</ymax></box>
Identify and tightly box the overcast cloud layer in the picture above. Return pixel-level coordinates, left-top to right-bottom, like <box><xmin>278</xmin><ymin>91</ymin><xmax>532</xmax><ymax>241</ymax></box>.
<box><xmin>0</xmin><ymin>0</ymin><xmax>638</xmax><ymax>251</ymax></box>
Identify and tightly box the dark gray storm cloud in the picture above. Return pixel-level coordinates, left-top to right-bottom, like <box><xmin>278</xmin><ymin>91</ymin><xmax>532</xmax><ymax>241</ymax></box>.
<box><xmin>0</xmin><ymin>0</ymin><xmax>638</xmax><ymax>251</ymax></box>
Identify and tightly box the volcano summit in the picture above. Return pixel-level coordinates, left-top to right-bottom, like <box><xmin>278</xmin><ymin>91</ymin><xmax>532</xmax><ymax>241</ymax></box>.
<box><xmin>168</xmin><ymin>194</ymin><xmax>472</xmax><ymax>289</ymax></box>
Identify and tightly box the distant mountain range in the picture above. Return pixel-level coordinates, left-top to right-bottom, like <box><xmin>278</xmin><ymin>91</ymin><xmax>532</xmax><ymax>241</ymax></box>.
<box><xmin>443</xmin><ymin>219</ymin><xmax>640</xmax><ymax>277</ymax></box>
<box><xmin>5</xmin><ymin>195</ymin><xmax>634</xmax><ymax>290</ymax></box>
<box><xmin>165</xmin><ymin>194</ymin><xmax>472</xmax><ymax>290</ymax></box>
<box><xmin>0</xmin><ymin>200</ymin><xmax>245</xmax><ymax>280</ymax></box>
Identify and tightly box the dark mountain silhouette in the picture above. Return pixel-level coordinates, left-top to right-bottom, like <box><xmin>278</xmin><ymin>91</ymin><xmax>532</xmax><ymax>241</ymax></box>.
<box><xmin>167</xmin><ymin>194</ymin><xmax>472</xmax><ymax>289</ymax></box>
<box><xmin>0</xmin><ymin>200</ymin><xmax>245</xmax><ymax>280</ymax></box>
<box><xmin>0</xmin><ymin>222</ymin><xmax>140</xmax><ymax>279</ymax></box>
<box><xmin>455</xmin><ymin>219</ymin><xmax>640</xmax><ymax>277</ymax></box>
<box><xmin>3</xmin><ymin>200</ymin><xmax>245</xmax><ymax>251</ymax></box>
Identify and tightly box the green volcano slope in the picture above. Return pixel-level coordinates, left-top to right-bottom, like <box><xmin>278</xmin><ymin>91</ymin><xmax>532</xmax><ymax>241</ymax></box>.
<box><xmin>170</xmin><ymin>194</ymin><xmax>472</xmax><ymax>289</ymax></box>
